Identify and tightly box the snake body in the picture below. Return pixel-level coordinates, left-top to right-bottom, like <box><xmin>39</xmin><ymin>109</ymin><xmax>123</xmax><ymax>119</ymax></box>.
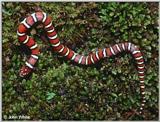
<box><xmin>17</xmin><ymin>11</ymin><xmax>145</xmax><ymax>114</ymax></box>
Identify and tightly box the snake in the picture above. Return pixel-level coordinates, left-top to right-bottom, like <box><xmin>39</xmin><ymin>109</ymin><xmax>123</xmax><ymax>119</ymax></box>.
<box><xmin>17</xmin><ymin>11</ymin><xmax>146</xmax><ymax>115</ymax></box>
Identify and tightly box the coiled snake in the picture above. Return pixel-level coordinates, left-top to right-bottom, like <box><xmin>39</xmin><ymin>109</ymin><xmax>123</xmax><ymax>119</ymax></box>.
<box><xmin>17</xmin><ymin>11</ymin><xmax>146</xmax><ymax>115</ymax></box>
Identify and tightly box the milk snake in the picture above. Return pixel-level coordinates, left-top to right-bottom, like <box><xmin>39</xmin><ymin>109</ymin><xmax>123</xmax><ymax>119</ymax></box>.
<box><xmin>17</xmin><ymin>11</ymin><xmax>146</xmax><ymax>115</ymax></box>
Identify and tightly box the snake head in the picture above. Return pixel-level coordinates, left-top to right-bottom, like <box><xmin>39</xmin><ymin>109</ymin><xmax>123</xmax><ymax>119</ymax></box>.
<box><xmin>19</xmin><ymin>65</ymin><xmax>33</xmax><ymax>77</ymax></box>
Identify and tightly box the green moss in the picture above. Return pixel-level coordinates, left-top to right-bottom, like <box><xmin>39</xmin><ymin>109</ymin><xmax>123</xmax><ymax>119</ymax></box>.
<box><xmin>2</xmin><ymin>2</ymin><xmax>158</xmax><ymax>120</ymax></box>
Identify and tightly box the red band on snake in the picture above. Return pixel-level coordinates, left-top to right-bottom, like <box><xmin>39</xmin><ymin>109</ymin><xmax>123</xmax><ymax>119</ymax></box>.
<box><xmin>17</xmin><ymin>11</ymin><xmax>145</xmax><ymax>115</ymax></box>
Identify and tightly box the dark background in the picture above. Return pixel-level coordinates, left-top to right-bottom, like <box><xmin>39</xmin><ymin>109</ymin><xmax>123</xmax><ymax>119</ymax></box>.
<box><xmin>2</xmin><ymin>2</ymin><xmax>159</xmax><ymax>120</ymax></box>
